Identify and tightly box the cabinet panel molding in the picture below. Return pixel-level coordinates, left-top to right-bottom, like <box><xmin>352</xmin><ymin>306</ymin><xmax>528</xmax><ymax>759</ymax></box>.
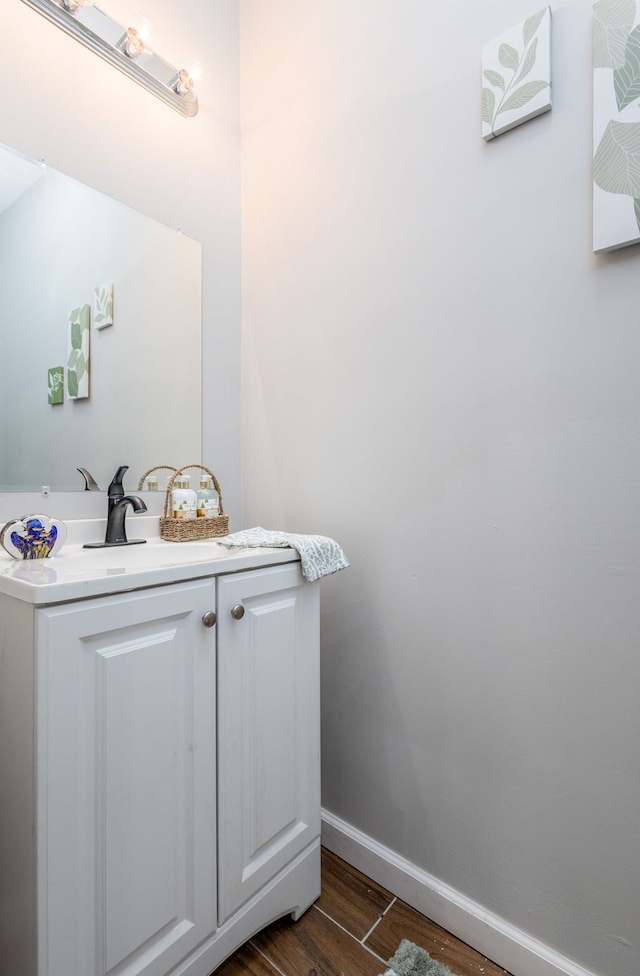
<box><xmin>36</xmin><ymin>580</ymin><xmax>217</xmax><ymax>976</ymax></box>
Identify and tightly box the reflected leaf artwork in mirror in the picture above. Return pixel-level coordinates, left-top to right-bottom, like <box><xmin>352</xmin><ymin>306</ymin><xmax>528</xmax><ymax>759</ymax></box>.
<box><xmin>0</xmin><ymin>141</ymin><xmax>202</xmax><ymax>491</ymax></box>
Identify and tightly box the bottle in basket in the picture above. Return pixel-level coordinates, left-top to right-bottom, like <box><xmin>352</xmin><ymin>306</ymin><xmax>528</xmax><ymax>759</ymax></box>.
<box><xmin>196</xmin><ymin>476</ymin><xmax>220</xmax><ymax>519</ymax></box>
<box><xmin>172</xmin><ymin>475</ymin><xmax>197</xmax><ymax>520</ymax></box>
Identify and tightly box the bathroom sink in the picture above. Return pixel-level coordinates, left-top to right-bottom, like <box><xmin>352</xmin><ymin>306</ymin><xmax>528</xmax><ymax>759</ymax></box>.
<box><xmin>61</xmin><ymin>538</ymin><xmax>232</xmax><ymax>571</ymax></box>
<box><xmin>144</xmin><ymin>540</ymin><xmax>231</xmax><ymax>559</ymax></box>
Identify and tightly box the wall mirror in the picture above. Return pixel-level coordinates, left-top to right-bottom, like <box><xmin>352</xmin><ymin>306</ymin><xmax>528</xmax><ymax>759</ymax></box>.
<box><xmin>0</xmin><ymin>141</ymin><xmax>201</xmax><ymax>493</ymax></box>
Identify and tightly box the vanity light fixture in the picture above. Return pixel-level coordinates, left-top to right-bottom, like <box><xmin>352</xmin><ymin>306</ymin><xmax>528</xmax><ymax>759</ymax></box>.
<box><xmin>20</xmin><ymin>0</ymin><xmax>199</xmax><ymax>117</ymax></box>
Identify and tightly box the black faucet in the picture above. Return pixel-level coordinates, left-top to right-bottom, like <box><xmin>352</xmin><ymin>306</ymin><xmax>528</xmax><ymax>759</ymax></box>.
<box><xmin>83</xmin><ymin>465</ymin><xmax>148</xmax><ymax>548</ymax></box>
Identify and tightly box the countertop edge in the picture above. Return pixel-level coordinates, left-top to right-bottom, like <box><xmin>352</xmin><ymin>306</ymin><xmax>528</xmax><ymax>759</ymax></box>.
<box><xmin>0</xmin><ymin>544</ymin><xmax>301</xmax><ymax>606</ymax></box>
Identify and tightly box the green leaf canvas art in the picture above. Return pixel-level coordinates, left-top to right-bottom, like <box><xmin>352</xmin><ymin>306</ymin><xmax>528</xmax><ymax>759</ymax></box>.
<box><xmin>613</xmin><ymin>23</ymin><xmax>640</xmax><ymax>108</ymax></box>
<box><xmin>66</xmin><ymin>303</ymin><xmax>90</xmax><ymax>399</ymax></box>
<box><xmin>93</xmin><ymin>281</ymin><xmax>114</xmax><ymax>330</ymax></box>
<box><xmin>593</xmin><ymin>0</ymin><xmax>640</xmax><ymax>250</ymax></box>
<box><xmin>47</xmin><ymin>366</ymin><xmax>64</xmax><ymax>405</ymax></box>
<box><xmin>593</xmin><ymin>0</ymin><xmax>635</xmax><ymax>69</ymax></box>
<box><xmin>481</xmin><ymin>7</ymin><xmax>552</xmax><ymax>142</ymax></box>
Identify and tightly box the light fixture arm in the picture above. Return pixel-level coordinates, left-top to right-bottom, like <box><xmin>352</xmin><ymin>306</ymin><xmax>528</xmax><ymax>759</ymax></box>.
<box><xmin>20</xmin><ymin>0</ymin><xmax>198</xmax><ymax>117</ymax></box>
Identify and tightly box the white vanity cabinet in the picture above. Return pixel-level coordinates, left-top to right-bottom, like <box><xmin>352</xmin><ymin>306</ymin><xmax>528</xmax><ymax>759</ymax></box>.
<box><xmin>0</xmin><ymin>553</ymin><xmax>320</xmax><ymax>976</ymax></box>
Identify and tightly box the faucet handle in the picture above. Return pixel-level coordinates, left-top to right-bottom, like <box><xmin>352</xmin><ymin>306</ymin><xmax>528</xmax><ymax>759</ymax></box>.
<box><xmin>108</xmin><ymin>465</ymin><xmax>129</xmax><ymax>497</ymax></box>
<box><xmin>77</xmin><ymin>467</ymin><xmax>100</xmax><ymax>491</ymax></box>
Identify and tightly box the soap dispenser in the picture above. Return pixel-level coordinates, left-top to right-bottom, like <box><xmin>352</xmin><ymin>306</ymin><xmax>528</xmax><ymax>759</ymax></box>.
<box><xmin>196</xmin><ymin>476</ymin><xmax>220</xmax><ymax>518</ymax></box>
<box><xmin>171</xmin><ymin>475</ymin><xmax>197</xmax><ymax>520</ymax></box>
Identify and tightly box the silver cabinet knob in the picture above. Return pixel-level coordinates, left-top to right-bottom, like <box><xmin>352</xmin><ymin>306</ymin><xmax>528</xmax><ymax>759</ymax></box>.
<box><xmin>202</xmin><ymin>610</ymin><xmax>217</xmax><ymax>628</ymax></box>
<box><xmin>231</xmin><ymin>604</ymin><xmax>245</xmax><ymax>620</ymax></box>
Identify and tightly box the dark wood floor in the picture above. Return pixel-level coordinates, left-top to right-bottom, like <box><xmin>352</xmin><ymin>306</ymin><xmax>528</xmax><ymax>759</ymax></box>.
<box><xmin>215</xmin><ymin>848</ymin><xmax>512</xmax><ymax>976</ymax></box>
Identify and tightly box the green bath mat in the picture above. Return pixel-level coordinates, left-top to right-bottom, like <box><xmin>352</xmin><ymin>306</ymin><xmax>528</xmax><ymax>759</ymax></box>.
<box><xmin>382</xmin><ymin>939</ymin><xmax>458</xmax><ymax>976</ymax></box>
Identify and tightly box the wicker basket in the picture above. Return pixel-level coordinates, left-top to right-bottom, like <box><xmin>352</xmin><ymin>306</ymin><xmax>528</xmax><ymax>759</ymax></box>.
<box><xmin>146</xmin><ymin>464</ymin><xmax>229</xmax><ymax>542</ymax></box>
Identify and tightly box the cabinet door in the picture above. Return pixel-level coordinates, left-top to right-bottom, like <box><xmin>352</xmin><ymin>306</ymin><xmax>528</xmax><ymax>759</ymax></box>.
<box><xmin>36</xmin><ymin>579</ymin><xmax>217</xmax><ymax>976</ymax></box>
<box><xmin>217</xmin><ymin>563</ymin><xmax>320</xmax><ymax>923</ymax></box>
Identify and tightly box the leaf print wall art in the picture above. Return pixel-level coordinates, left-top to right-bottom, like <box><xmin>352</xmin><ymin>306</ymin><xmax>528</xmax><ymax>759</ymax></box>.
<box><xmin>93</xmin><ymin>281</ymin><xmax>114</xmax><ymax>330</ymax></box>
<box><xmin>482</xmin><ymin>7</ymin><xmax>552</xmax><ymax>141</ymax></box>
<box><xmin>593</xmin><ymin>0</ymin><xmax>640</xmax><ymax>251</ymax></box>
<box><xmin>67</xmin><ymin>303</ymin><xmax>90</xmax><ymax>399</ymax></box>
<box><xmin>47</xmin><ymin>366</ymin><xmax>64</xmax><ymax>405</ymax></box>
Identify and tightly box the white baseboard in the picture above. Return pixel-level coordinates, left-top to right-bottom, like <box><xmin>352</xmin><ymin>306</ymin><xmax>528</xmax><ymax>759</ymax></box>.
<box><xmin>321</xmin><ymin>809</ymin><xmax>601</xmax><ymax>976</ymax></box>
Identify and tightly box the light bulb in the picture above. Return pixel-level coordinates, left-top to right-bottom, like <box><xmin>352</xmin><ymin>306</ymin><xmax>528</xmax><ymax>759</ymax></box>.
<box><xmin>120</xmin><ymin>27</ymin><xmax>147</xmax><ymax>59</ymax></box>
<box><xmin>61</xmin><ymin>0</ymin><xmax>89</xmax><ymax>12</ymax></box>
<box><xmin>135</xmin><ymin>19</ymin><xmax>151</xmax><ymax>45</ymax></box>
<box><xmin>173</xmin><ymin>69</ymin><xmax>194</xmax><ymax>96</ymax></box>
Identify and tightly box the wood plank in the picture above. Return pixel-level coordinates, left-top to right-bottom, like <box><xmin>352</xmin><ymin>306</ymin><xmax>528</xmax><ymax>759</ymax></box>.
<box><xmin>317</xmin><ymin>848</ymin><xmax>395</xmax><ymax>939</ymax></box>
<box><xmin>214</xmin><ymin>942</ymin><xmax>283</xmax><ymax>976</ymax></box>
<box><xmin>251</xmin><ymin>905</ymin><xmax>383</xmax><ymax>976</ymax></box>
<box><xmin>365</xmin><ymin>900</ymin><xmax>512</xmax><ymax>976</ymax></box>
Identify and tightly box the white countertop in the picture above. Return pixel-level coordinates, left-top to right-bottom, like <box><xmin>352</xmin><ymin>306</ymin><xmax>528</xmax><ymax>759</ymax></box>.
<box><xmin>0</xmin><ymin>517</ymin><xmax>299</xmax><ymax>605</ymax></box>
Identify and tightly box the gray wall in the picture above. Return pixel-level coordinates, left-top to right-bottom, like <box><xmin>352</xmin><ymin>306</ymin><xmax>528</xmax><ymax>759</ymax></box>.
<box><xmin>0</xmin><ymin>0</ymin><xmax>241</xmax><ymax>523</ymax></box>
<box><xmin>240</xmin><ymin>3</ymin><xmax>640</xmax><ymax>976</ymax></box>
